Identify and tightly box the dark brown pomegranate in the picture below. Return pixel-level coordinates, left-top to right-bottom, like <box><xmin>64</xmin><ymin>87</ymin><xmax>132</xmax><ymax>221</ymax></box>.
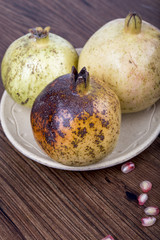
<box><xmin>31</xmin><ymin>67</ymin><xmax>121</xmax><ymax>166</ymax></box>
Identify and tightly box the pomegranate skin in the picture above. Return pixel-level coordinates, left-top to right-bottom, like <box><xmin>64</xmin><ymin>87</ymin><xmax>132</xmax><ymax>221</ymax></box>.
<box><xmin>31</xmin><ymin>68</ymin><xmax>121</xmax><ymax>166</ymax></box>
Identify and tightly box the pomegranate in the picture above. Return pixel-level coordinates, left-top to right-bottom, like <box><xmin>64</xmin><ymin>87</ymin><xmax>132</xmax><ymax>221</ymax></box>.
<box><xmin>31</xmin><ymin>67</ymin><xmax>121</xmax><ymax>166</ymax></box>
<box><xmin>1</xmin><ymin>27</ymin><xmax>78</xmax><ymax>107</ymax></box>
<box><xmin>78</xmin><ymin>12</ymin><xmax>160</xmax><ymax>113</ymax></box>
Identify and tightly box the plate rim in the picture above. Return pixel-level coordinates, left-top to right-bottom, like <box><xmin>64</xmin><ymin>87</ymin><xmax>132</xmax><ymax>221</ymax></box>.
<box><xmin>1</xmin><ymin>90</ymin><xmax>160</xmax><ymax>171</ymax></box>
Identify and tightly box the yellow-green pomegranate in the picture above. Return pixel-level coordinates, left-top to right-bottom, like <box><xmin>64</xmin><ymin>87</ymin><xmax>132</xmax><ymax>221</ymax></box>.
<box><xmin>31</xmin><ymin>67</ymin><xmax>121</xmax><ymax>166</ymax></box>
<box><xmin>1</xmin><ymin>27</ymin><xmax>78</xmax><ymax>107</ymax></box>
<box><xmin>78</xmin><ymin>12</ymin><xmax>160</xmax><ymax>113</ymax></box>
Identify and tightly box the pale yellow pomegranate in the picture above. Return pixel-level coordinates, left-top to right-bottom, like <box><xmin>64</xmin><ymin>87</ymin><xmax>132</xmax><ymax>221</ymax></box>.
<box><xmin>78</xmin><ymin>12</ymin><xmax>160</xmax><ymax>113</ymax></box>
<box><xmin>1</xmin><ymin>27</ymin><xmax>78</xmax><ymax>107</ymax></box>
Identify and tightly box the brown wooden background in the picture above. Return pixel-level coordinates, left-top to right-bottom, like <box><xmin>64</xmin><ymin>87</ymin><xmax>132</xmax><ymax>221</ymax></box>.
<box><xmin>0</xmin><ymin>0</ymin><xmax>160</xmax><ymax>239</ymax></box>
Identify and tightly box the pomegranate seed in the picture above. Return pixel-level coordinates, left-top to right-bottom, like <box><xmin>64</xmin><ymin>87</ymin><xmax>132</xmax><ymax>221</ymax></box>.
<box><xmin>144</xmin><ymin>206</ymin><xmax>159</xmax><ymax>216</ymax></box>
<box><xmin>138</xmin><ymin>193</ymin><xmax>148</xmax><ymax>205</ymax></box>
<box><xmin>140</xmin><ymin>180</ymin><xmax>152</xmax><ymax>193</ymax></box>
<box><xmin>141</xmin><ymin>217</ymin><xmax>156</xmax><ymax>227</ymax></box>
<box><xmin>101</xmin><ymin>235</ymin><xmax>114</xmax><ymax>240</ymax></box>
<box><xmin>121</xmin><ymin>162</ymin><xmax>135</xmax><ymax>173</ymax></box>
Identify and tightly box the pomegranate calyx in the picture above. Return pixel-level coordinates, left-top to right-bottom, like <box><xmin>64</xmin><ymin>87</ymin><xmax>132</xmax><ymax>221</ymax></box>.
<box><xmin>70</xmin><ymin>66</ymin><xmax>90</xmax><ymax>95</ymax></box>
<box><xmin>124</xmin><ymin>12</ymin><xmax>142</xmax><ymax>34</ymax></box>
<box><xmin>29</xmin><ymin>26</ymin><xmax>50</xmax><ymax>39</ymax></box>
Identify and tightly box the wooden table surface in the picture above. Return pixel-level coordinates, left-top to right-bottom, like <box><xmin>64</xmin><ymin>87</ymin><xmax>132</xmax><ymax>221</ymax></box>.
<box><xmin>0</xmin><ymin>0</ymin><xmax>160</xmax><ymax>239</ymax></box>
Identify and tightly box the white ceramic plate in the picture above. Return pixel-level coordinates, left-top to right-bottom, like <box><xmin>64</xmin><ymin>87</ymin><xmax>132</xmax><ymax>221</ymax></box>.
<box><xmin>0</xmin><ymin>47</ymin><xmax>160</xmax><ymax>171</ymax></box>
<box><xmin>0</xmin><ymin>90</ymin><xmax>160</xmax><ymax>171</ymax></box>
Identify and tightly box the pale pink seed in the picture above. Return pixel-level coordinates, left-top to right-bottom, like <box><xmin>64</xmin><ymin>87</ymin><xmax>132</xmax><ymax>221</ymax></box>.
<box><xmin>140</xmin><ymin>180</ymin><xmax>152</xmax><ymax>193</ymax></box>
<box><xmin>141</xmin><ymin>217</ymin><xmax>156</xmax><ymax>227</ymax></box>
<box><xmin>101</xmin><ymin>235</ymin><xmax>114</xmax><ymax>240</ymax></box>
<box><xmin>138</xmin><ymin>193</ymin><xmax>148</xmax><ymax>205</ymax></box>
<box><xmin>121</xmin><ymin>162</ymin><xmax>135</xmax><ymax>173</ymax></box>
<box><xmin>144</xmin><ymin>206</ymin><xmax>159</xmax><ymax>216</ymax></box>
